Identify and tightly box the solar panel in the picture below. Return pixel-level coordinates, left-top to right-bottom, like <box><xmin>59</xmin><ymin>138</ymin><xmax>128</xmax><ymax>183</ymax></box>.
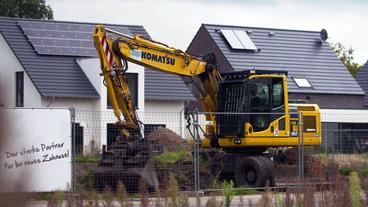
<box><xmin>233</xmin><ymin>30</ymin><xmax>257</xmax><ymax>50</ymax></box>
<box><xmin>220</xmin><ymin>29</ymin><xmax>244</xmax><ymax>49</ymax></box>
<box><xmin>109</xmin><ymin>26</ymin><xmax>131</xmax><ymax>35</ymax></box>
<box><xmin>221</xmin><ymin>29</ymin><xmax>257</xmax><ymax>50</ymax></box>
<box><xmin>18</xmin><ymin>21</ymin><xmax>133</xmax><ymax>57</ymax></box>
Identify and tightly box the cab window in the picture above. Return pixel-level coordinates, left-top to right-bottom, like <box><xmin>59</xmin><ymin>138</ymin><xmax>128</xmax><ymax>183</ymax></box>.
<box><xmin>251</xmin><ymin>79</ymin><xmax>270</xmax><ymax>109</ymax></box>
<box><xmin>272</xmin><ymin>78</ymin><xmax>284</xmax><ymax>108</ymax></box>
<box><xmin>250</xmin><ymin>78</ymin><xmax>271</xmax><ymax>132</ymax></box>
<box><xmin>249</xmin><ymin>77</ymin><xmax>285</xmax><ymax>132</ymax></box>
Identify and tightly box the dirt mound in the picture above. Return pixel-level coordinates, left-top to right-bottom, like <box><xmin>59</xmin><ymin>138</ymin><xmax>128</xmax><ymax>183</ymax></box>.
<box><xmin>147</xmin><ymin>128</ymin><xmax>189</xmax><ymax>152</ymax></box>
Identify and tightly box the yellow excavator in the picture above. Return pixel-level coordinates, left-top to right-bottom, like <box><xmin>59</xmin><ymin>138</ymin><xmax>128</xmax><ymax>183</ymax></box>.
<box><xmin>92</xmin><ymin>25</ymin><xmax>322</xmax><ymax>190</ymax></box>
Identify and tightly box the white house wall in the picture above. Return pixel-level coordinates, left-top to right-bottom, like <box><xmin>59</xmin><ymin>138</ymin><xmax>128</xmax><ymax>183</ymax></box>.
<box><xmin>145</xmin><ymin>101</ymin><xmax>184</xmax><ymax>112</ymax></box>
<box><xmin>144</xmin><ymin>101</ymin><xmax>186</xmax><ymax>137</ymax></box>
<box><xmin>321</xmin><ymin>109</ymin><xmax>368</xmax><ymax>123</ymax></box>
<box><xmin>76</xmin><ymin>58</ymin><xmax>102</xmax><ymax>96</ymax></box>
<box><xmin>40</xmin><ymin>97</ymin><xmax>99</xmax><ymax>110</ymax></box>
<box><xmin>39</xmin><ymin>97</ymin><xmax>101</xmax><ymax>154</ymax></box>
<box><xmin>70</xmin><ymin>101</ymin><xmax>188</xmax><ymax>153</ymax></box>
<box><xmin>0</xmin><ymin>33</ymin><xmax>42</xmax><ymax>108</ymax></box>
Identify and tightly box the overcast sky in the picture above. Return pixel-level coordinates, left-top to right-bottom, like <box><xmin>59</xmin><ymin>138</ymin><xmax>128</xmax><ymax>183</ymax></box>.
<box><xmin>48</xmin><ymin>0</ymin><xmax>368</xmax><ymax>65</ymax></box>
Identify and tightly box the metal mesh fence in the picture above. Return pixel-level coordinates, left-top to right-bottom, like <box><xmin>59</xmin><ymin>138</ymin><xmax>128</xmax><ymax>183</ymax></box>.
<box><xmin>313</xmin><ymin>110</ymin><xmax>368</xmax><ymax>167</ymax></box>
<box><xmin>72</xmin><ymin>109</ymin><xmax>368</xmax><ymax>193</ymax></box>
<box><xmin>73</xmin><ymin>110</ymin><xmax>194</xmax><ymax>193</ymax></box>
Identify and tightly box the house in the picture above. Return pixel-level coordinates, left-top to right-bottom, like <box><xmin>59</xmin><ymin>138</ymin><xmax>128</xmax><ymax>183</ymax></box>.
<box><xmin>355</xmin><ymin>61</ymin><xmax>368</xmax><ymax>108</ymax></box>
<box><xmin>186</xmin><ymin>24</ymin><xmax>368</xmax><ymax>153</ymax></box>
<box><xmin>0</xmin><ymin>17</ymin><xmax>195</xmax><ymax>154</ymax></box>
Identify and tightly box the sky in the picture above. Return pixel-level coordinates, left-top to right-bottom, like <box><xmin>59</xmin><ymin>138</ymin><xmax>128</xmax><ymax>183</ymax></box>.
<box><xmin>47</xmin><ymin>0</ymin><xmax>368</xmax><ymax>65</ymax></box>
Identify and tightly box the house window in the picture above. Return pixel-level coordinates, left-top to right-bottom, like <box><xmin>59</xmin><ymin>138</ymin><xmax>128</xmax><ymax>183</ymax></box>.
<box><xmin>107</xmin><ymin>73</ymin><xmax>138</xmax><ymax>109</ymax></box>
<box><xmin>15</xmin><ymin>71</ymin><xmax>24</xmax><ymax>107</ymax></box>
<box><xmin>73</xmin><ymin>123</ymin><xmax>84</xmax><ymax>155</ymax></box>
<box><xmin>293</xmin><ymin>77</ymin><xmax>312</xmax><ymax>88</ymax></box>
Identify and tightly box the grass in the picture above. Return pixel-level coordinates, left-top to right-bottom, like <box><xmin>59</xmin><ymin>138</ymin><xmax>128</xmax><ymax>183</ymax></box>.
<box><xmin>74</xmin><ymin>155</ymin><xmax>100</xmax><ymax>163</ymax></box>
<box><xmin>362</xmin><ymin>167</ymin><xmax>368</xmax><ymax>176</ymax></box>
<box><xmin>153</xmin><ymin>150</ymin><xmax>191</xmax><ymax>167</ymax></box>
<box><xmin>4</xmin><ymin>151</ymin><xmax>367</xmax><ymax>206</ymax></box>
<box><xmin>46</xmin><ymin>191</ymin><xmax>64</xmax><ymax>207</ymax></box>
<box><xmin>314</xmin><ymin>153</ymin><xmax>368</xmax><ymax>178</ymax></box>
<box><xmin>222</xmin><ymin>180</ymin><xmax>235</xmax><ymax>207</ymax></box>
<box><xmin>339</xmin><ymin>166</ymin><xmax>354</xmax><ymax>176</ymax></box>
<box><xmin>233</xmin><ymin>188</ymin><xmax>259</xmax><ymax>196</ymax></box>
<box><xmin>3</xmin><ymin>169</ymin><xmax>365</xmax><ymax>207</ymax></box>
<box><xmin>360</xmin><ymin>153</ymin><xmax>368</xmax><ymax>160</ymax></box>
<box><xmin>337</xmin><ymin>160</ymin><xmax>368</xmax><ymax>178</ymax></box>
<box><xmin>349</xmin><ymin>171</ymin><xmax>362</xmax><ymax>207</ymax></box>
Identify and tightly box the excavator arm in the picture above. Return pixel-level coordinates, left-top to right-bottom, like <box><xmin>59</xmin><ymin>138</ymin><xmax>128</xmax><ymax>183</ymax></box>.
<box><xmin>93</xmin><ymin>26</ymin><xmax>143</xmax><ymax>138</ymax></box>
<box><xmin>93</xmin><ymin>25</ymin><xmax>222</xmax><ymax>138</ymax></box>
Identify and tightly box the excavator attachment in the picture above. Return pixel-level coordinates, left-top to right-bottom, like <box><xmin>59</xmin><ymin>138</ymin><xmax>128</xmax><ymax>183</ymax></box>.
<box><xmin>93</xmin><ymin>134</ymin><xmax>159</xmax><ymax>192</ymax></box>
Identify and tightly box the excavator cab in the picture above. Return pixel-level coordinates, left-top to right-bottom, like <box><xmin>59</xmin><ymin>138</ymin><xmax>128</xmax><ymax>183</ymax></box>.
<box><xmin>208</xmin><ymin>69</ymin><xmax>321</xmax><ymax>152</ymax></box>
<box><xmin>216</xmin><ymin>70</ymin><xmax>287</xmax><ymax>139</ymax></box>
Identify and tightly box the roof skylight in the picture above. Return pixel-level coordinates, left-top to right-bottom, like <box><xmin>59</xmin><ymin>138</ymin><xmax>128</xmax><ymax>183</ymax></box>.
<box><xmin>293</xmin><ymin>77</ymin><xmax>312</xmax><ymax>88</ymax></box>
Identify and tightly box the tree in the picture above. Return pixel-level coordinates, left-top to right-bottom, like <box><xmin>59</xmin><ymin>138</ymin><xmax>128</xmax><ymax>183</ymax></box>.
<box><xmin>331</xmin><ymin>42</ymin><xmax>362</xmax><ymax>76</ymax></box>
<box><xmin>0</xmin><ymin>0</ymin><xmax>53</xmax><ymax>20</ymax></box>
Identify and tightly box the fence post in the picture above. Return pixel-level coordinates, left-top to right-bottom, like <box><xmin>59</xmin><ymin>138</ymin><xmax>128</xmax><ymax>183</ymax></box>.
<box><xmin>298</xmin><ymin>111</ymin><xmax>304</xmax><ymax>183</ymax></box>
<box><xmin>193</xmin><ymin>109</ymin><xmax>201</xmax><ymax>192</ymax></box>
<box><xmin>70</xmin><ymin>107</ymin><xmax>76</xmax><ymax>193</ymax></box>
<box><xmin>179</xmin><ymin>108</ymin><xmax>184</xmax><ymax>138</ymax></box>
<box><xmin>325</xmin><ymin>129</ymin><xmax>328</xmax><ymax>158</ymax></box>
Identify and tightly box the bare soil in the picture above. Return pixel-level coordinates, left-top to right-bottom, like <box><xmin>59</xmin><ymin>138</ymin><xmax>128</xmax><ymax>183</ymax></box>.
<box><xmin>147</xmin><ymin>128</ymin><xmax>190</xmax><ymax>152</ymax></box>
